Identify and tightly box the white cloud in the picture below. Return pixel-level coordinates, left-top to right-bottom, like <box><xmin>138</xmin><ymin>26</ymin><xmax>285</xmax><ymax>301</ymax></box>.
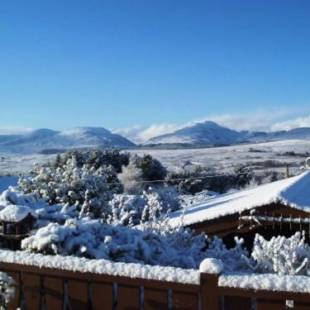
<box><xmin>271</xmin><ymin>115</ymin><xmax>310</xmax><ymax>131</ymax></box>
<box><xmin>0</xmin><ymin>127</ymin><xmax>33</xmax><ymax>135</ymax></box>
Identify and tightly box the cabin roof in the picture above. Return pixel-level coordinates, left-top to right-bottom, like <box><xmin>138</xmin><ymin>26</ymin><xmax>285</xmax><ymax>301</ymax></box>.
<box><xmin>169</xmin><ymin>171</ymin><xmax>310</xmax><ymax>228</ymax></box>
<box><xmin>0</xmin><ymin>204</ymin><xmax>36</xmax><ymax>223</ymax></box>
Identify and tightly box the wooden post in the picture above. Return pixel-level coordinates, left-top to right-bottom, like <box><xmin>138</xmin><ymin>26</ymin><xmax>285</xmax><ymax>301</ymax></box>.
<box><xmin>285</xmin><ymin>164</ymin><xmax>290</xmax><ymax>178</ymax></box>
<box><xmin>200</xmin><ymin>273</ymin><xmax>220</xmax><ymax>310</ymax></box>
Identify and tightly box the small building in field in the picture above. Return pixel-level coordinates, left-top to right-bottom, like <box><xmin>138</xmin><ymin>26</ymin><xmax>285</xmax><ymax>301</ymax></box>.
<box><xmin>0</xmin><ymin>204</ymin><xmax>36</xmax><ymax>249</ymax></box>
<box><xmin>169</xmin><ymin>171</ymin><xmax>310</xmax><ymax>248</ymax></box>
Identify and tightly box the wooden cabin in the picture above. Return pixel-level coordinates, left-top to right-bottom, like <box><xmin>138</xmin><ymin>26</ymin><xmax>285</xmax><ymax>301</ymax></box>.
<box><xmin>169</xmin><ymin>171</ymin><xmax>310</xmax><ymax>249</ymax></box>
<box><xmin>0</xmin><ymin>204</ymin><xmax>36</xmax><ymax>249</ymax></box>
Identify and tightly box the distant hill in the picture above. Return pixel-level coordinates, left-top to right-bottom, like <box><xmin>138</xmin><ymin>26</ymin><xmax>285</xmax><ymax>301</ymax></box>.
<box><xmin>0</xmin><ymin>127</ymin><xmax>135</xmax><ymax>154</ymax></box>
<box><xmin>147</xmin><ymin>121</ymin><xmax>244</xmax><ymax>145</ymax></box>
<box><xmin>146</xmin><ymin>121</ymin><xmax>310</xmax><ymax>146</ymax></box>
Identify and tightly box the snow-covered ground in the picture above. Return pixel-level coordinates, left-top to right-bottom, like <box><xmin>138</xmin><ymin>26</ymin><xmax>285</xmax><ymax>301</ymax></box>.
<box><xmin>0</xmin><ymin>153</ymin><xmax>55</xmax><ymax>176</ymax></box>
<box><xmin>0</xmin><ymin>139</ymin><xmax>309</xmax><ymax>178</ymax></box>
<box><xmin>131</xmin><ymin>139</ymin><xmax>310</xmax><ymax>175</ymax></box>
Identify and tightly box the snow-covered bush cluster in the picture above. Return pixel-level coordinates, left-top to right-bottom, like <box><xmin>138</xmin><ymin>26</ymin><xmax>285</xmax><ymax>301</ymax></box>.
<box><xmin>20</xmin><ymin>217</ymin><xmax>249</xmax><ymax>270</ymax></box>
<box><xmin>108</xmin><ymin>187</ymin><xmax>180</xmax><ymax>226</ymax></box>
<box><xmin>17</xmin><ymin>150</ymin><xmax>173</xmax><ymax>222</ymax></box>
<box><xmin>166</xmin><ymin>164</ymin><xmax>254</xmax><ymax>194</ymax></box>
<box><xmin>18</xmin><ymin>150</ymin><xmax>124</xmax><ymax>218</ymax></box>
<box><xmin>0</xmin><ymin>272</ymin><xmax>15</xmax><ymax>309</ymax></box>
<box><xmin>118</xmin><ymin>154</ymin><xmax>167</xmax><ymax>194</ymax></box>
<box><xmin>246</xmin><ymin>232</ymin><xmax>310</xmax><ymax>276</ymax></box>
<box><xmin>21</xmin><ymin>218</ymin><xmax>206</xmax><ymax>268</ymax></box>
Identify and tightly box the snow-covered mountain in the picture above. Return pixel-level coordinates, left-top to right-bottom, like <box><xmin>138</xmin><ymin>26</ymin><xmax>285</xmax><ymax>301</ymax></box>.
<box><xmin>146</xmin><ymin>121</ymin><xmax>310</xmax><ymax>146</ymax></box>
<box><xmin>0</xmin><ymin>127</ymin><xmax>135</xmax><ymax>154</ymax></box>
<box><xmin>147</xmin><ymin>121</ymin><xmax>243</xmax><ymax>145</ymax></box>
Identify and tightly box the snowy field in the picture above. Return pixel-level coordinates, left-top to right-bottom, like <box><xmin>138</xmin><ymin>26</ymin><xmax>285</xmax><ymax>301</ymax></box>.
<box><xmin>0</xmin><ymin>153</ymin><xmax>55</xmax><ymax>176</ymax></box>
<box><xmin>0</xmin><ymin>139</ymin><xmax>309</xmax><ymax>178</ymax></box>
<box><xmin>131</xmin><ymin>139</ymin><xmax>310</xmax><ymax>175</ymax></box>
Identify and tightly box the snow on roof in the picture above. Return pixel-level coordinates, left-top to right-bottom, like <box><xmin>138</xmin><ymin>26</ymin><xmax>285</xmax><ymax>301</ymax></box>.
<box><xmin>0</xmin><ymin>250</ymin><xmax>200</xmax><ymax>285</ymax></box>
<box><xmin>169</xmin><ymin>171</ymin><xmax>310</xmax><ymax>227</ymax></box>
<box><xmin>0</xmin><ymin>204</ymin><xmax>36</xmax><ymax>223</ymax></box>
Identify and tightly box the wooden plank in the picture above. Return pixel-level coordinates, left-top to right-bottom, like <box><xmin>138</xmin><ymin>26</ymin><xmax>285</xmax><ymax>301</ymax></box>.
<box><xmin>223</xmin><ymin>296</ymin><xmax>252</xmax><ymax>310</ymax></box>
<box><xmin>91</xmin><ymin>282</ymin><xmax>113</xmax><ymax>310</ymax></box>
<box><xmin>7</xmin><ymin>272</ymin><xmax>20</xmax><ymax>310</ymax></box>
<box><xmin>43</xmin><ymin>277</ymin><xmax>63</xmax><ymax>309</ymax></box>
<box><xmin>68</xmin><ymin>280</ymin><xmax>88</xmax><ymax>310</ymax></box>
<box><xmin>117</xmin><ymin>285</ymin><xmax>140</xmax><ymax>310</ymax></box>
<box><xmin>173</xmin><ymin>292</ymin><xmax>199</xmax><ymax>310</ymax></box>
<box><xmin>144</xmin><ymin>288</ymin><xmax>168</xmax><ymax>309</ymax></box>
<box><xmin>256</xmin><ymin>298</ymin><xmax>285</xmax><ymax>310</ymax></box>
<box><xmin>21</xmin><ymin>273</ymin><xmax>40</xmax><ymax>309</ymax></box>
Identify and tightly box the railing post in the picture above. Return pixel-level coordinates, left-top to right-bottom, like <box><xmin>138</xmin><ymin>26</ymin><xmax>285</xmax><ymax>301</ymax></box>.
<box><xmin>199</xmin><ymin>258</ymin><xmax>222</xmax><ymax>310</ymax></box>
<box><xmin>200</xmin><ymin>273</ymin><xmax>220</xmax><ymax>310</ymax></box>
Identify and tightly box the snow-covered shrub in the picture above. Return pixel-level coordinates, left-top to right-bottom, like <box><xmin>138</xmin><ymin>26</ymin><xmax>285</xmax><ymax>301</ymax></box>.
<box><xmin>21</xmin><ymin>215</ymin><xmax>253</xmax><ymax>271</ymax></box>
<box><xmin>118</xmin><ymin>161</ymin><xmax>143</xmax><ymax>194</ymax></box>
<box><xmin>108</xmin><ymin>187</ymin><xmax>180</xmax><ymax>226</ymax></box>
<box><xmin>0</xmin><ymin>272</ymin><xmax>15</xmax><ymax>309</ymax></box>
<box><xmin>18</xmin><ymin>150</ymin><xmax>123</xmax><ymax>218</ymax></box>
<box><xmin>21</xmin><ymin>219</ymin><xmax>208</xmax><ymax>269</ymax></box>
<box><xmin>130</xmin><ymin>154</ymin><xmax>167</xmax><ymax>182</ymax></box>
<box><xmin>108</xmin><ymin>194</ymin><xmax>146</xmax><ymax>226</ymax></box>
<box><xmin>247</xmin><ymin>232</ymin><xmax>310</xmax><ymax>275</ymax></box>
<box><xmin>166</xmin><ymin>165</ymin><xmax>254</xmax><ymax>194</ymax></box>
<box><xmin>205</xmin><ymin>236</ymin><xmax>250</xmax><ymax>273</ymax></box>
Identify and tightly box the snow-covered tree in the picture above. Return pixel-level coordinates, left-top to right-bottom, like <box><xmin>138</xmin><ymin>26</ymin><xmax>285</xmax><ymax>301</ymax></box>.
<box><xmin>118</xmin><ymin>161</ymin><xmax>143</xmax><ymax>194</ymax></box>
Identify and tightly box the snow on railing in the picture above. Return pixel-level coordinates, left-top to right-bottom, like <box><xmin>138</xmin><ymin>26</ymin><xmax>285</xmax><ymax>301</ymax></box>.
<box><xmin>219</xmin><ymin>273</ymin><xmax>310</xmax><ymax>294</ymax></box>
<box><xmin>0</xmin><ymin>249</ymin><xmax>200</xmax><ymax>285</ymax></box>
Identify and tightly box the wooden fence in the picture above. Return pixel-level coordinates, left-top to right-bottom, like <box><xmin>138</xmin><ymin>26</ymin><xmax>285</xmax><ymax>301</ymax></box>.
<box><xmin>0</xmin><ymin>261</ymin><xmax>310</xmax><ymax>309</ymax></box>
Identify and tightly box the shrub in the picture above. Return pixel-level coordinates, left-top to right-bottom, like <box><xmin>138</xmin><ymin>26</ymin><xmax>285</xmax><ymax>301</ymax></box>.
<box><xmin>18</xmin><ymin>150</ymin><xmax>124</xmax><ymax>218</ymax></box>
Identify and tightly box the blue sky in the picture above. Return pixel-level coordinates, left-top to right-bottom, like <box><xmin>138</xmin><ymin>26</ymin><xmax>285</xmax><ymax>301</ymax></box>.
<box><xmin>1</xmin><ymin>0</ymin><xmax>310</xmax><ymax>135</ymax></box>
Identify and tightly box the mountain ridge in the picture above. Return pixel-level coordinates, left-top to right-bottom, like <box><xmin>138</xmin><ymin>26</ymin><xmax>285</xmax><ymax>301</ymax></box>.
<box><xmin>0</xmin><ymin>127</ymin><xmax>135</xmax><ymax>154</ymax></box>
<box><xmin>146</xmin><ymin>121</ymin><xmax>310</xmax><ymax>145</ymax></box>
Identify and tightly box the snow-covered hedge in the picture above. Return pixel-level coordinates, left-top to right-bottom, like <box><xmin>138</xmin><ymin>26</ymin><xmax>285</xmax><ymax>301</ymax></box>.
<box><xmin>20</xmin><ymin>217</ymin><xmax>250</xmax><ymax>271</ymax></box>
<box><xmin>21</xmin><ymin>219</ymin><xmax>208</xmax><ymax>269</ymax></box>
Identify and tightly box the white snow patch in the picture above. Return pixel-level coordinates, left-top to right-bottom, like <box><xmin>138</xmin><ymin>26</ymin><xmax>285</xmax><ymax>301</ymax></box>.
<box><xmin>199</xmin><ymin>258</ymin><xmax>223</xmax><ymax>274</ymax></box>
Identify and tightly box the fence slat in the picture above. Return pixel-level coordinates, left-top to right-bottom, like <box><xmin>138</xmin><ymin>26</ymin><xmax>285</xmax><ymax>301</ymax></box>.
<box><xmin>91</xmin><ymin>282</ymin><xmax>113</xmax><ymax>310</ymax></box>
<box><xmin>223</xmin><ymin>296</ymin><xmax>252</xmax><ymax>310</ymax></box>
<box><xmin>22</xmin><ymin>273</ymin><xmax>40</xmax><ymax>309</ymax></box>
<box><xmin>173</xmin><ymin>292</ymin><xmax>199</xmax><ymax>310</ymax></box>
<box><xmin>256</xmin><ymin>298</ymin><xmax>285</xmax><ymax>310</ymax></box>
<box><xmin>68</xmin><ymin>280</ymin><xmax>88</xmax><ymax>309</ymax></box>
<box><xmin>117</xmin><ymin>285</ymin><xmax>140</xmax><ymax>310</ymax></box>
<box><xmin>144</xmin><ymin>288</ymin><xmax>168</xmax><ymax>309</ymax></box>
<box><xmin>43</xmin><ymin>277</ymin><xmax>63</xmax><ymax>309</ymax></box>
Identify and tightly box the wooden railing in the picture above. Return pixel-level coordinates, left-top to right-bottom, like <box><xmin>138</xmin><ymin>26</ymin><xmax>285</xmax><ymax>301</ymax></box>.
<box><xmin>0</xmin><ymin>261</ymin><xmax>310</xmax><ymax>309</ymax></box>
